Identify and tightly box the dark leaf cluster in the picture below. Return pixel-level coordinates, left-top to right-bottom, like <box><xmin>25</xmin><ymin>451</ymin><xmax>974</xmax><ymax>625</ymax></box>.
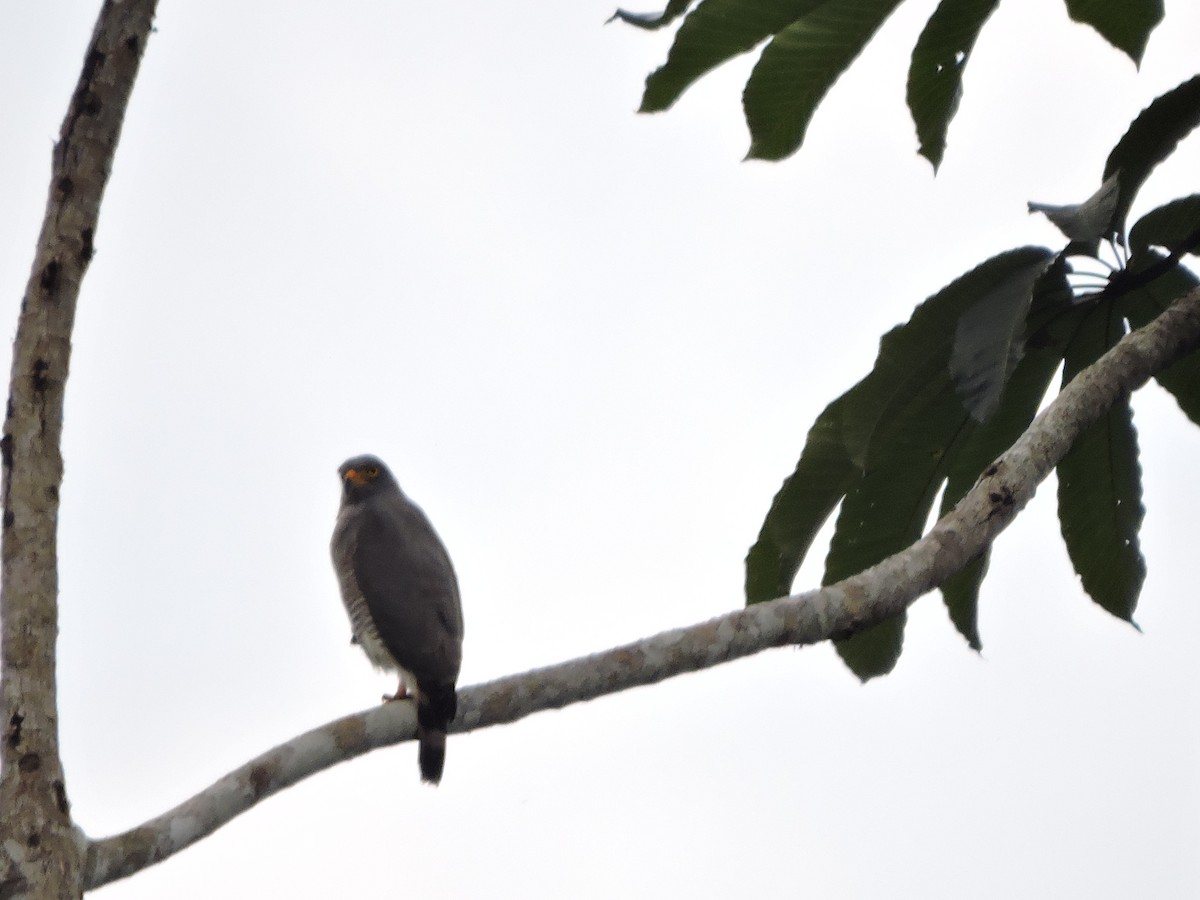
<box><xmin>615</xmin><ymin>0</ymin><xmax>1164</xmax><ymax>166</ymax></box>
<box><xmin>744</xmin><ymin>76</ymin><xmax>1200</xmax><ymax>678</ymax></box>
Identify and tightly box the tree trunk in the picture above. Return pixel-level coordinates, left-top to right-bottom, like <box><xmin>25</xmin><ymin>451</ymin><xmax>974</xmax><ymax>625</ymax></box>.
<box><xmin>0</xmin><ymin>2</ymin><xmax>157</xmax><ymax>896</ymax></box>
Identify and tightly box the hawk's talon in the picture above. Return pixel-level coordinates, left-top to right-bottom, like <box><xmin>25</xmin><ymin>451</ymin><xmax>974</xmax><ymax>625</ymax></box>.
<box><xmin>382</xmin><ymin>679</ymin><xmax>411</xmax><ymax>703</ymax></box>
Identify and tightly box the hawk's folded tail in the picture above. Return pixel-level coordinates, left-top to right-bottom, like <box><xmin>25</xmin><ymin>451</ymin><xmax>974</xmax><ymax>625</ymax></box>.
<box><xmin>417</xmin><ymin>683</ymin><xmax>457</xmax><ymax>784</ymax></box>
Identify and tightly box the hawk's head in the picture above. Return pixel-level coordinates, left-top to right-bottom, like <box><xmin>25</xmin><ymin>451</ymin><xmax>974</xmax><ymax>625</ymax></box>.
<box><xmin>337</xmin><ymin>454</ymin><xmax>398</xmax><ymax>502</ymax></box>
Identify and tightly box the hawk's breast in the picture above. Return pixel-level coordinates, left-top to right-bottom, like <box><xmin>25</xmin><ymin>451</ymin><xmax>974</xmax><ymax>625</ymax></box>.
<box><xmin>332</xmin><ymin>504</ymin><xmax>399</xmax><ymax>672</ymax></box>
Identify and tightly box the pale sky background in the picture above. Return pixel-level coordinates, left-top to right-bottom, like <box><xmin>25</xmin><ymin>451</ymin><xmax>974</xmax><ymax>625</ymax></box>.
<box><xmin>3</xmin><ymin>1</ymin><xmax>1200</xmax><ymax>898</ymax></box>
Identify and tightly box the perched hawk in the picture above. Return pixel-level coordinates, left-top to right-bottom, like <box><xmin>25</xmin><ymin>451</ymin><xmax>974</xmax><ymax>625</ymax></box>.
<box><xmin>330</xmin><ymin>454</ymin><xmax>464</xmax><ymax>784</ymax></box>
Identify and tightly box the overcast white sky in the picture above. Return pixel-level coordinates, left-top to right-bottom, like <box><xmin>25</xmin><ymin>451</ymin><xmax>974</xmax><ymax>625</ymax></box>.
<box><xmin>3</xmin><ymin>1</ymin><xmax>1200</xmax><ymax>897</ymax></box>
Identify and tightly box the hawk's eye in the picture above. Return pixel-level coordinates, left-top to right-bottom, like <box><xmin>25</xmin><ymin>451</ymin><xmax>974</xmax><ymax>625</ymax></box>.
<box><xmin>366</xmin><ymin>465</ymin><xmax>380</xmax><ymax>478</ymax></box>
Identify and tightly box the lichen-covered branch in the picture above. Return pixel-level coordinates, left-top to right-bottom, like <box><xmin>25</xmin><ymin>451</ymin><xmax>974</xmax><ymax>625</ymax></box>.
<box><xmin>83</xmin><ymin>287</ymin><xmax>1200</xmax><ymax>891</ymax></box>
<box><xmin>0</xmin><ymin>2</ymin><xmax>158</xmax><ymax>897</ymax></box>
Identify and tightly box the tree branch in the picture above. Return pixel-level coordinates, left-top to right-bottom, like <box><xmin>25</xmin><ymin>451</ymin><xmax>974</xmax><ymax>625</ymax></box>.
<box><xmin>0</xmin><ymin>2</ymin><xmax>158</xmax><ymax>897</ymax></box>
<box><xmin>84</xmin><ymin>285</ymin><xmax>1200</xmax><ymax>890</ymax></box>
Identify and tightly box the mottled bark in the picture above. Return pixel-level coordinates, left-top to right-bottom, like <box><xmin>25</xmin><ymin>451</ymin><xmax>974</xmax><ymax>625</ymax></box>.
<box><xmin>0</xmin><ymin>2</ymin><xmax>157</xmax><ymax>898</ymax></box>
<box><xmin>84</xmin><ymin>287</ymin><xmax>1200</xmax><ymax>890</ymax></box>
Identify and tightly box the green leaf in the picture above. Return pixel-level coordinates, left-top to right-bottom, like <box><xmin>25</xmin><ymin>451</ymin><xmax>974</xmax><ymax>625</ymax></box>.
<box><xmin>906</xmin><ymin>0</ymin><xmax>1000</xmax><ymax>171</ymax></box>
<box><xmin>833</xmin><ymin>615</ymin><xmax>907</xmax><ymax>681</ymax></box>
<box><xmin>639</xmin><ymin>0</ymin><xmax>829</xmax><ymax>112</ymax></box>
<box><xmin>748</xmin><ymin>248</ymin><xmax>1059</xmax><ymax>677</ymax></box>
<box><xmin>948</xmin><ymin>253</ymin><xmax>1056</xmax><ymax>423</ymax></box>
<box><xmin>744</xmin><ymin>0</ymin><xmax>905</xmax><ymax>161</ymax></box>
<box><xmin>829</xmin><ymin>375</ymin><xmax>970</xmax><ymax>678</ymax></box>
<box><xmin>611</xmin><ymin>0</ymin><xmax>697</xmax><ymax>30</ymax></box>
<box><xmin>745</xmin><ymin>392</ymin><xmax>860</xmax><ymax>604</ymax></box>
<box><xmin>1129</xmin><ymin>195</ymin><xmax>1200</xmax><ymax>257</ymax></box>
<box><xmin>1063</xmin><ymin>0</ymin><xmax>1163</xmax><ymax>66</ymax></box>
<box><xmin>844</xmin><ymin>247</ymin><xmax>1057</xmax><ymax>461</ymax></box>
<box><xmin>743</xmin><ymin>277</ymin><xmax>973</xmax><ymax>609</ymax></box>
<box><xmin>938</xmin><ymin>268</ymin><xmax>1079</xmax><ymax>649</ymax></box>
<box><xmin>1104</xmin><ymin>74</ymin><xmax>1200</xmax><ymax>237</ymax></box>
<box><xmin>1056</xmin><ymin>300</ymin><xmax>1145</xmax><ymax>622</ymax></box>
<box><xmin>939</xmin><ymin>555</ymin><xmax>988</xmax><ymax>651</ymax></box>
<box><xmin>826</xmin><ymin>248</ymin><xmax>1054</xmax><ymax>678</ymax></box>
<box><xmin>1121</xmin><ymin>250</ymin><xmax>1200</xmax><ymax>425</ymax></box>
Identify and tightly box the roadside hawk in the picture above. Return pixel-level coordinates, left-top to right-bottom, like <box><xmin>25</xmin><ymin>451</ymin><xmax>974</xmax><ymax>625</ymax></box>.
<box><xmin>330</xmin><ymin>454</ymin><xmax>464</xmax><ymax>784</ymax></box>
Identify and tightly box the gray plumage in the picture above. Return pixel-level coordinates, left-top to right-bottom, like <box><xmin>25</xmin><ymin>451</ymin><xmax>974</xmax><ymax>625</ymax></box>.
<box><xmin>330</xmin><ymin>454</ymin><xmax>464</xmax><ymax>784</ymax></box>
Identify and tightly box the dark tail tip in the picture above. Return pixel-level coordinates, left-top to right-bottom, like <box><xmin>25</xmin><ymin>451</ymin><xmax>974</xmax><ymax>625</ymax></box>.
<box><xmin>416</xmin><ymin>684</ymin><xmax>456</xmax><ymax>785</ymax></box>
<box><xmin>418</xmin><ymin>729</ymin><xmax>446</xmax><ymax>784</ymax></box>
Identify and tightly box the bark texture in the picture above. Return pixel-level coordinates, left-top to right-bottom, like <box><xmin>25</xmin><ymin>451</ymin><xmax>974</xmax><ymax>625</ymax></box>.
<box><xmin>0</xmin><ymin>2</ymin><xmax>158</xmax><ymax>897</ymax></box>
<box><xmin>84</xmin><ymin>288</ymin><xmax>1200</xmax><ymax>890</ymax></box>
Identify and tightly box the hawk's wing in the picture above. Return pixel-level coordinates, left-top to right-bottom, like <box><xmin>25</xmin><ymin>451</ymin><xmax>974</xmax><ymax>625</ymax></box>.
<box><xmin>350</xmin><ymin>494</ymin><xmax>463</xmax><ymax>688</ymax></box>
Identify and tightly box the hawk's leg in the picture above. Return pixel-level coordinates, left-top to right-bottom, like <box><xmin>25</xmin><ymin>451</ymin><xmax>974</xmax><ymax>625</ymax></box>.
<box><xmin>382</xmin><ymin>677</ymin><xmax>410</xmax><ymax>703</ymax></box>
